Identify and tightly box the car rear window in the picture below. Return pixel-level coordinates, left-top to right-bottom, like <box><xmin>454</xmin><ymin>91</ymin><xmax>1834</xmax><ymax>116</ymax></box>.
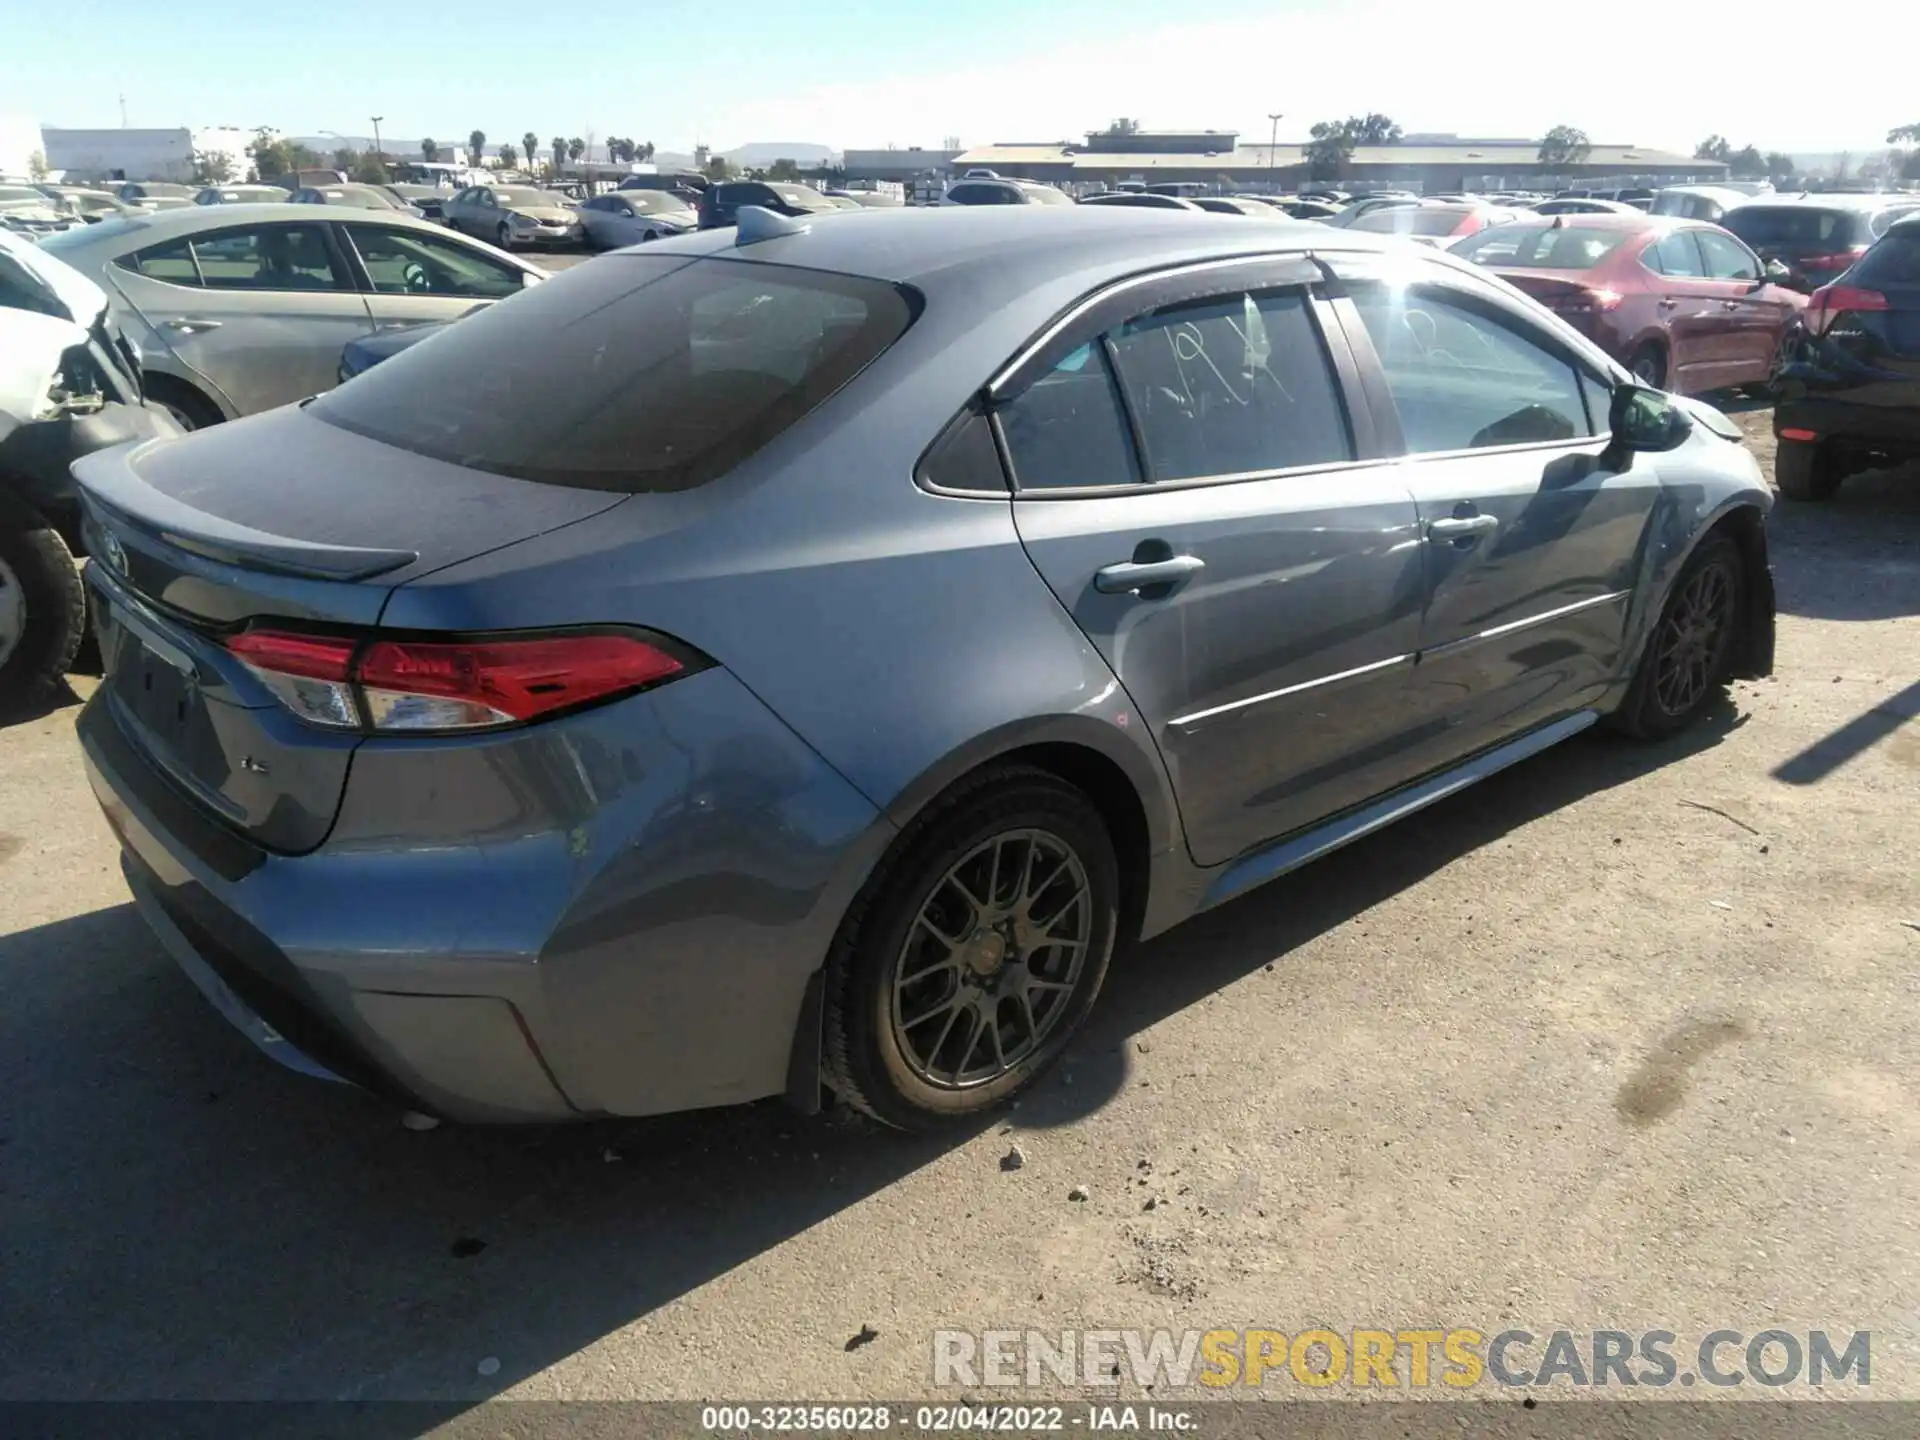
<box><xmin>1453</xmin><ymin>224</ymin><xmax>1632</xmax><ymax>268</ymax></box>
<box><xmin>1353</xmin><ymin>208</ymin><xmax>1473</xmax><ymax>237</ymax></box>
<box><xmin>1722</xmin><ymin>206</ymin><xmax>1863</xmax><ymax>248</ymax></box>
<box><xmin>1851</xmin><ymin>228</ymin><xmax>1920</xmax><ymax>287</ymax></box>
<box><xmin>313</xmin><ymin>254</ymin><xmax>920</xmax><ymax>493</ymax></box>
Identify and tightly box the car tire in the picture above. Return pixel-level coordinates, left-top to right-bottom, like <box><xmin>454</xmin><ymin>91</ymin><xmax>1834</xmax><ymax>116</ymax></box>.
<box><xmin>141</xmin><ymin>375</ymin><xmax>222</xmax><ymax>432</ymax></box>
<box><xmin>1774</xmin><ymin>437</ymin><xmax>1845</xmax><ymax>502</ymax></box>
<box><xmin>642</xmin><ymin>229</ymin><xmax>657</xmax><ymax>242</ymax></box>
<box><xmin>822</xmin><ymin>767</ymin><xmax>1119</xmax><ymax>1132</ymax></box>
<box><xmin>1611</xmin><ymin>534</ymin><xmax>1744</xmax><ymax>740</ymax></box>
<box><xmin>495</xmin><ymin>222</ymin><xmax>512</xmax><ymax>249</ymax></box>
<box><xmin>0</xmin><ymin>488</ymin><xmax>86</xmax><ymax>708</ymax></box>
<box><xmin>1629</xmin><ymin>344</ymin><xmax>1668</xmax><ymax>389</ymax></box>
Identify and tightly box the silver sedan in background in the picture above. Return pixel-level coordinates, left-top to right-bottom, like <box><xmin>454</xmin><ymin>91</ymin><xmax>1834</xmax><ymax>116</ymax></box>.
<box><xmin>39</xmin><ymin>203</ymin><xmax>543</xmax><ymax>428</ymax></box>
<box><xmin>576</xmin><ymin>189</ymin><xmax>698</xmax><ymax>248</ymax></box>
<box><xmin>288</xmin><ymin>183</ymin><xmax>419</xmax><ymax>216</ymax></box>
<box><xmin>441</xmin><ymin>183</ymin><xmax>583</xmax><ymax>249</ymax></box>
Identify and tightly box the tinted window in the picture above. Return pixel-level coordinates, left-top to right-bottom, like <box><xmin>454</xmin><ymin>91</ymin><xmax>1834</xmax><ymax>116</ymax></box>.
<box><xmin>1453</xmin><ymin>225</ymin><xmax>1632</xmax><ymax>269</ymax></box>
<box><xmin>998</xmin><ymin>344</ymin><xmax>1140</xmax><ymax>490</ymax></box>
<box><xmin>1722</xmin><ymin>206</ymin><xmax>1860</xmax><ymax>248</ymax></box>
<box><xmin>946</xmin><ymin>183</ymin><xmax>999</xmax><ymax>206</ymax></box>
<box><xmin>314</xmin><ymin>255</ymin><xmax>918</xmax><ymax>493</ymax></box>
<box><xmin>919</xmin><ymin>411</ymin><xmax>1009</xmax><ymax>494</ymax></box>
<box><xmin>1649</xmin><ymin>231</ymin><xmax>1706</xmax><ymax>278</ymax></box>
<box><xmin>1852</xmin><ymin>227</ymin><xmax>1920</xmax><ymax>286</ymax></box>
<box><xmin>1352</xmin><ymin>208</ymin><xmax>1471</xmax><ymax>237</ymax></box>
<box><xmin>117</xmin><ymin>237</ymin><xmax>201</xmax><ymax>285</ymax></box>
<box><xmin>1347</xmin><ymin>285</ymin><xmax>1593</xmax><ymax>453</ymax></box>
<box><xmin>1695</xmin><ymin>229</ymin><xmax>1760</xmax><ymax>281</ymax></box>
<box><xmin>181</xmin><ymin>225</ymin><xmax>347</xmax><ymax>291</ymax></box>
<box><xmin>1107</xmin><ymin>289</ymin><xmax>1351</xmax><ymax>480</ymax></box>
<box><xmin>345</xmin><ymin>224</ymin><xmax>523</xmax><ymax>298</ymax></box>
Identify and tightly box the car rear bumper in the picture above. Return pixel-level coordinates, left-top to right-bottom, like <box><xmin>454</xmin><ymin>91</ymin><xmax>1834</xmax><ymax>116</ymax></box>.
<box><xmin>1775</xmin><ymin>392</ymin><xmax>1920</xmax><ymax>454</ymax></box>
<box><xmin>80</xmin><ymin>665</ymin><xmax>894</xmax><ymax>1124</ymax></box>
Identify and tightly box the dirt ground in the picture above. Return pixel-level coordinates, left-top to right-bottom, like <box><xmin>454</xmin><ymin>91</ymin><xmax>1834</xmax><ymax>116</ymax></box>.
<box><xmin>1</xmin><ymin>404</ymin><xmax>1915</xmax><ymax>1409</ymax></box>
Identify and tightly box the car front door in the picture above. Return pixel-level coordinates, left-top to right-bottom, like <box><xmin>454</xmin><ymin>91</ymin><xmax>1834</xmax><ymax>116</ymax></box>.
<box><xmin>339</xmin><ymin>222</ymin><xmax>532</xmax><ymax>330</ymax></box>
<box><xmin>108</xmin><ymin>221</ymin><xmax>374</xmax><ymax>415</ymax></box>
<box><xmin>1695</xmin><ymin>227</ymin><xmax>1794</xmax><ymax>384</ymax></box>
<box><xmin>999</xmin><ymin>260</ymin><xmax>1431</xmax><ymax>866</ymax></box>
<box><xmin>1640</xmin><ymin>229</ymin><xmax>1740</xmax><ymax>391</ymax></box>
<box><xmin>1330</xmin><ymin>265</ymin><xmax>1662</xmax><ymax>760</ymax></box>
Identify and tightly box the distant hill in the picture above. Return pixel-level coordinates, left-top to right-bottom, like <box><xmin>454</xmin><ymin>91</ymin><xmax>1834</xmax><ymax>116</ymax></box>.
<box><xmin>723</xmin><ymin>141</ymin><xmax>837</xmax><ymax>168</ymax></box>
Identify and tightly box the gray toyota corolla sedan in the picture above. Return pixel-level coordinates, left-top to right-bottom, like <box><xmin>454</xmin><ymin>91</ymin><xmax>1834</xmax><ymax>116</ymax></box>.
<box><xmin>73</xmin><ymin>205</ymin><xmax>1775</xmax><ymax>1130</ymax></box>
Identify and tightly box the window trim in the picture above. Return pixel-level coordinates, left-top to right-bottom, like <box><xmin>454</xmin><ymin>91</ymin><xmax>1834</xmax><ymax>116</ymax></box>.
<box><xmin>1323</xmin><ymin>261</ymin><xmax>1621</xmax><ymax>461</ymax></box>
<box><xmin>117</xmin><ymin>221</ymin><xmax>356</xmax><ymax>295</ymax></box>
<box><xmin>1691</xmin><ymin>226</ymin><xmax>1762</xmax><ymax>283</ymax></box>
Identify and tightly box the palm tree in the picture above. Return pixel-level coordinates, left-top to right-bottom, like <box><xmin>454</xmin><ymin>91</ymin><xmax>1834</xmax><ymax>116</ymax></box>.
<box><xmin>568</xmin><ymin>137</ymin><xmax>585</xmax><ymax>165</ymax></box>
<box><xmin>497</xmin><ymin>142</ymin><xmax>518</xmax><ymax>171</ymax></box>
<box><xmin>551</xmin><ymin>135</ymin><xmax>568</xmax><ymax>176</ymax></box>
<box><xmin>522</xmin><ymin>131</ymin><xmax>540</xmax><ymax>175</ymax></box>
<box><xmin>421</xmin><ymin>138</ymin><xmax>439</xmax><ymax>163</ymax></box>
<box><xmin>640</xmin><ymin>141</ymin><xmax>655</xmax><ymax>164</ymax></box>
<box><xmin>468</xmin><ymin>129</ymin><xmax>487</xmax><ymax>167</ymax></box>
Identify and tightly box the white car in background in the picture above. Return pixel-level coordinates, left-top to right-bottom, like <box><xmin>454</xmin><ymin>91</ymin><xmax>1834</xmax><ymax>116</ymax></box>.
<box><xmin>38</xmin><ymin>203</ymin><xmax>544</xmax><ymax>428</ymax></box>
<box><xmin>575</xmin><ymin>190</ymin><xmax>697</xmax><ymax>248</ymax></box>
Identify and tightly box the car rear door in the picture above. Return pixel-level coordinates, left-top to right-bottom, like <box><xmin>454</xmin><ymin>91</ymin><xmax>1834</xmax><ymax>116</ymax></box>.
<box><xmin>337</xmin><ymin>221</ymin><xmax>531</xmax><ymax>333</ymax></box>
<box><xmin>107</xmin><ymin>220</ymin><xmax>374</xmax><ymax>416</ymax></box>
<box><xmin>999</xmin><ymin>258</ymin><xmax>1432</xmax><ymax>866</ymax></box>
<box><xmin>1327</xmin><ymin>259</ymin><xmax>1661</xmax><ymax>760</ymax></box>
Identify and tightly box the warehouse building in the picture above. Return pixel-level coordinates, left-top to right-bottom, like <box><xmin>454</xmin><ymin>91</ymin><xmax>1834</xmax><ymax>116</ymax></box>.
<box><xmin>931</xmin><ymin>128</ymin><xmax>1726</xmax><ymax>193</ymax></box>
<box><xmin>40</xmin><ymin>125</ymin><xmax>253</xmax><ymax>183</ymax></box>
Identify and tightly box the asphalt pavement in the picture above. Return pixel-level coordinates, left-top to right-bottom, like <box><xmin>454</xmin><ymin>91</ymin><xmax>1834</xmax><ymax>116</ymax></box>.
<box><xmin>1</xmin><ymin>410</ymin><xmax>1916</xmax><ymax>1410</ymax></box>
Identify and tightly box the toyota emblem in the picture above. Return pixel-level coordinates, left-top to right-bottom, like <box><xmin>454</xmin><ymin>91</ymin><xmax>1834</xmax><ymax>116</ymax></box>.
<box><xmin>102</xmin><ymin>531</ymin><xmax>127</xmax><ymax>575</ymax></box>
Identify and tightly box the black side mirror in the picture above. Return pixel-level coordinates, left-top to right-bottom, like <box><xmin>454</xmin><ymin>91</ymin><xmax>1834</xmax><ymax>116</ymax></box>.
<box><xmin>1608</xmin><ymin>383</ymin><xmax>1693</xmax><ymax>452</ymax></box>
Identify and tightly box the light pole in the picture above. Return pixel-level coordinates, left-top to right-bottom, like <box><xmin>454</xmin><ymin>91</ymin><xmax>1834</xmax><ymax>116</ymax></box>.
<box><xmin>370</xmin><ymin>116</ymin><xmax>384</xmax><ymax>174</ymax></box>
<box><xmin>1267</xmin><ymin>112</ymin><xmax>1285</xmax><ymax>194</ymax></box>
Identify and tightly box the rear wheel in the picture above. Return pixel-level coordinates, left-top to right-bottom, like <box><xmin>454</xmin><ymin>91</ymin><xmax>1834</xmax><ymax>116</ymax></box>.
<box><xmin>1613</xmin><ymin>535</ymin><xmax>1743</xmax><ymax>739</ymax></box>
<box><xmin>0</xmin><ymin>489</ymin><xmax>86</xmax><ymax>707</ymax></box>
<box><xmin>1630</xmin><ymin>344</ymin><xmax>1668</xmax><ymax>389</ymax></box>
<box><xmin>1774</xmin><ymin>437</ymin><xmax>1845</xmax><ymax>501</ymax></box>
<box><xmin>142</xmin><ymin>374</ymin><xmax>223</xmax><ymax>431</ymax></box>
<box><xmin>822</xmin><ymin>768</ymin><xmax>1118</xmax><ymax>1131</ymax></box>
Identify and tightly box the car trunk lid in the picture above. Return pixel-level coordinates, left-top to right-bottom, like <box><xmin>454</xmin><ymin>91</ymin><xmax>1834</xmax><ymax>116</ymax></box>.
<box><xmin>72</xmin><ymin>407</ymin><xmax>631</xmax><ymax>853</ymax></box>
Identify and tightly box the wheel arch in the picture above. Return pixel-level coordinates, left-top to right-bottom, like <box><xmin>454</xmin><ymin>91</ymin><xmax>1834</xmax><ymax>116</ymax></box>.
<box><xmin>141</xmin><ymin>368</ymin><xmax>231</xmax><ymax>426</ymax></box>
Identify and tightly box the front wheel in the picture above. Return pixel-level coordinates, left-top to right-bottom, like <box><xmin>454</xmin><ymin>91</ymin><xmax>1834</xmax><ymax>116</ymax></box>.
<box><xmin>822</xmin><ymin>769</ymin><xmax>1118</xmax><ymax>1131</ymax></box>
<box><xmin>495</xmin><ymin>222</ymin><xmax>512</xmax><ymax>249</ymax></box>
<box><xmin>0</xmin><ymin>489</ymin><xmax>86</xmax><ymax>707</ymax></box>
<box><xmin>1612</xmin><ymin>535</ymin><xmax>1744</xmax><ymax>739</ymax></box>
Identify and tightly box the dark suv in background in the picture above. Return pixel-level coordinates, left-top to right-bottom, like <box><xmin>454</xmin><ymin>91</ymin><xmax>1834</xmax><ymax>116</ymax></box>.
<box><xmin>1773</xmin><ymin>213</ymin><xmax>1920</xmax><ymax>500</ymax></box>
<box><xmin>697</xmin><ymin>181</ymin><xmax>839</xmax><ymax>229</ymax></box>
<box><xmin>1723</xmin><ymin>194</ymin><xmax>1920</xmax><ymax>294</ymax></box>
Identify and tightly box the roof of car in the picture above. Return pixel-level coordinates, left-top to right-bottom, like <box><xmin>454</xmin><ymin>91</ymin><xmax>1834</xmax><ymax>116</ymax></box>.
<box><xmin>639</xmin><ymin>204</ymin><xmax>1406</xmax><ymax>303</ymax></box>
<box><xmin>36</xmin><ymin>201</ymin><xmax>454</xmax><ymax>253</ymax></box>
<box><xmin>1500</xmin><ymin>211</ymin><xmax>1672</xmax><ymax>231</ymax></box>
<box><xmin>1736</xmin><ymin>193</ymin><xmax>1917</xmax><ymax>209</ymax></box>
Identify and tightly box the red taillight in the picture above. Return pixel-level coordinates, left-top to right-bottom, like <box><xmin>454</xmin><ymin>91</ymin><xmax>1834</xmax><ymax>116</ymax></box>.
<box><xmin>224</xmin><ymin>628</ymin><xmax>690</xmax><ymax>734</ymax></box>
<box><xmin>1801</xmin><ymin>247</ymin><xmax>1869</xmax><ymax>271</ymax></box>
<box><xmin>226</xmin><ymin>630</ymin><xmax>355</xmax><ymax>681</ymax></box>
<box><xmin>1805</xmin><ymin>283</ymin><xmax>1889</xmax><ymax>336</ymax></box>
<box><xmin>358</xmin><ymin>634</ymin><xmax>683</xmax><ymax>731</ymax></box>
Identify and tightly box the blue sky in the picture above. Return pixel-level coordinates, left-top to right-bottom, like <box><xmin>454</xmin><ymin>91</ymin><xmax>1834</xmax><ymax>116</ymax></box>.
<box><xmin>8</xmin><ymin>0</ymin><xmax>1909</xmax><ymax>154</ymax></box>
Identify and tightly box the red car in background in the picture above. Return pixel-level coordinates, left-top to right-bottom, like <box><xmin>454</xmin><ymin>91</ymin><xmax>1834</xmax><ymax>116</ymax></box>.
<box><xmin>1449</xmin><ymin>213</ymin><xmax>1805</xmax><ymax>394</ymax></box>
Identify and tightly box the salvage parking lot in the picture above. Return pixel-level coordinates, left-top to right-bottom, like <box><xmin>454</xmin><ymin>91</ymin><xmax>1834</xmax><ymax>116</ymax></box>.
<box><xmin>1</xmin><ymin>409</ymin><xmax>1917</xmax><ymax>1405</ymax></box>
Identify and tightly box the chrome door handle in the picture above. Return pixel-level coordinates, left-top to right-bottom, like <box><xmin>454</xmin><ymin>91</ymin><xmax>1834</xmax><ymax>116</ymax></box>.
<box><xmin>1094</xmin><ymin>555</ymin><xmax>1205</xmax><ymax>594</ymax></box>
<box><xmin>1656</xmin><ymin>299</ymin><xmax>1679</xmax><ymax>310</ymax></box>
<box><xmin>161</xmin><ymin>318</ymin><xmax>221</xmax><ymax>333</ymax></box>
<box><xmin>1722</xmin><ymin>300</ymin><xmax>1742</xmax><ymax>311</ymax></box>
<box><xmin>1428</xmin><ymin>514</ymin><xmax>1500</xmax><ymax>539</ymax></box>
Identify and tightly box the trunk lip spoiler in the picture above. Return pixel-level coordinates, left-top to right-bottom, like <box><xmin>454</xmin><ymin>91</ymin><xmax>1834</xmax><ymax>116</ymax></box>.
<box><xmin>72</xmin><ymin>442</ymin><xmax>418</xmax><ymax>583</ymax></box>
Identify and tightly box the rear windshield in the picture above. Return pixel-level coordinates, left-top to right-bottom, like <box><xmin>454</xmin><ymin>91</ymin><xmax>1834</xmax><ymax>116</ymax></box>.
<box><xmin>1722</xmin><ymin>206</ymin><xmax>1863</xmax><ymax>248</ymax></box>
<box><xmin>1852</xmin><ymin>227</ymin><xmax>1920</xmax><ymax>286</ymax></box>
<box><xmin>1453</xmin><ymin>224</ymin><xmax>1633</xmax><ymax>269</ymax></box>
<box><xmin>768</xmin><ymin>183</ymin><xmax>835</xmax><ymax>211</ymax></box>
<box><xmin>1353</xmin><ymin>208</ymin><xmax>1474</xmax><ymax>237</ymax></box>
<box><xmin>313</xmin><ymin>254</ymin><xmax>919</xmax><ymax>493</ymax></box>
